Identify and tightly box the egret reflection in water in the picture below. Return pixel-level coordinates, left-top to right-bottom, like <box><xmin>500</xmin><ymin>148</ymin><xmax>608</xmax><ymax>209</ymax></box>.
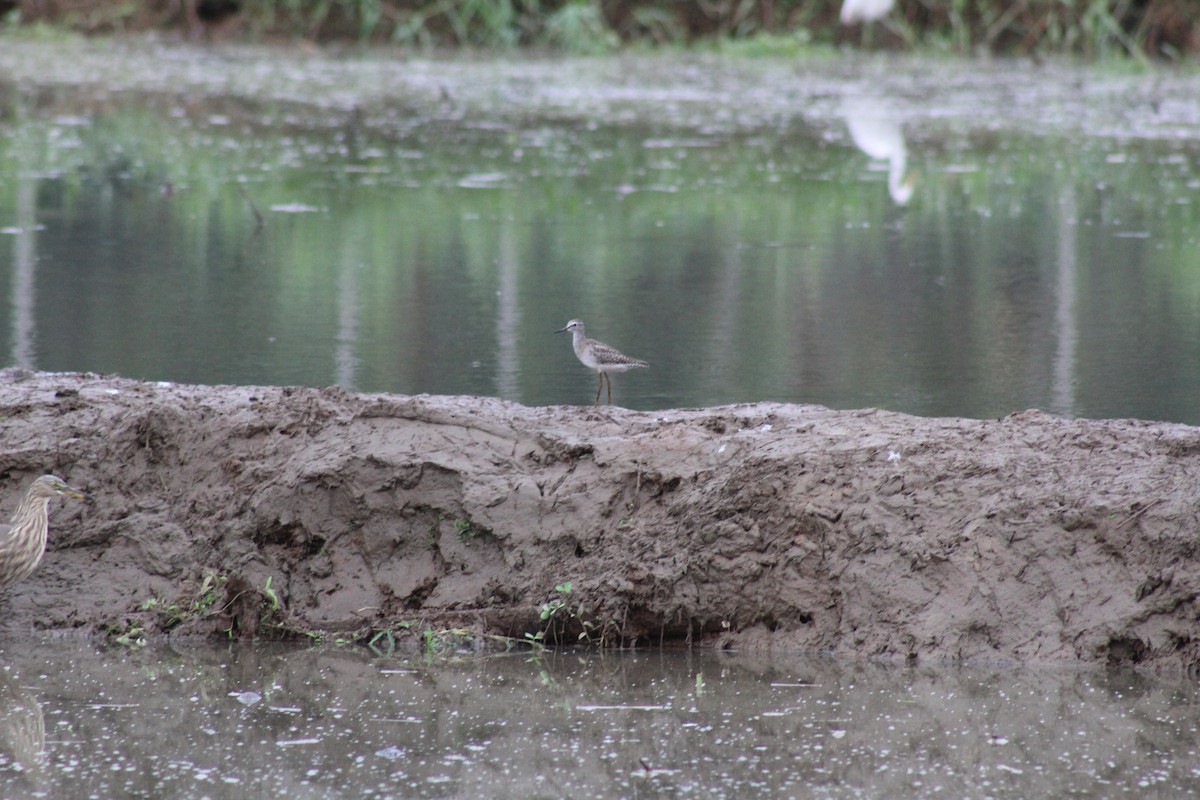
<box><xmin>842</xmin><ymin>95</ymin><xmax>916</xmax><ymax>205</ymax></box>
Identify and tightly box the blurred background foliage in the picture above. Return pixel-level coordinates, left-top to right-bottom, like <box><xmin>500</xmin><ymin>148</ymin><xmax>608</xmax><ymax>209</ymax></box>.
<box><xmin>1</xmin><ymin>0</ymin><xmax>1198</xmax><ymax>58</ymax></box>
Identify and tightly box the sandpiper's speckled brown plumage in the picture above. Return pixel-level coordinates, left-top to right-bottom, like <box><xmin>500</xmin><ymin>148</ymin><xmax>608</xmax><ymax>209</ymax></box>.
<box><xmin>556</xmin><ymin>319</ymin><xmax>649</xmax><ymax>405</ymax></box>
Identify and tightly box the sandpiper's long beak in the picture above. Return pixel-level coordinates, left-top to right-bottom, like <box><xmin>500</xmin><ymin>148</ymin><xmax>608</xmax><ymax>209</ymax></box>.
<box><xmin>555</xmin><ymin>326</ymin><xmax>569</xmax><ymax>334</ymax></box>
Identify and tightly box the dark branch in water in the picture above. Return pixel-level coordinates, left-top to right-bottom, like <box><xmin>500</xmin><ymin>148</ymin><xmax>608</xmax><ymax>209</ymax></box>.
<box><xmin>236</xmin><ymin>183</ymin><xmax>265</xmax><ymax>232</ymax></box>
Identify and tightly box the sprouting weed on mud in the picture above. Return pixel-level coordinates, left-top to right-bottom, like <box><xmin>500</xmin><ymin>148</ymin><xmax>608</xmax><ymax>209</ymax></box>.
<box><xmin>136</xmin><ymin>572</ymin><xmax>296</xmax><ymax>640</ymax></box>
<box><xmin>369</xmin><ymin>628</ymin><xmax>397</xmax><ymax>656</ymax></box>
<box><xmin>526</xmin><ymin>581</ymin><xmax>622</xmax><ymax>647</ymax></box>
<box><xmin>367</xmin><ymin>621</ymin><xmax>417</xmax><ymax>657</ymax></box>
<box><xmin>453</xmin><ymin>517</ymin><xmax>477</xmax><ymax>541</ymax></box>
<box><xmin>541</xmin><ymin>581</ymin><xmax>573</xmax><ymax>617</ymax></box>
<box><xmin>262</xmin><ymin>576</ymin><xmax>280</xmax><ymax>611</ymax></box>
<box><xmin>250</xmin><ymin>576</ymin><xmax>309</xmax><ymax>640</ymax></box>
<box><xmin>528</xmin><ymin>580</ymin><xmax>574</xmax><ymax>642</ymax></box>
<box><xmin>106</xmin><ymin>620</ymin><xmax>146</xmax><ymax>648</ymax></box>
<box><xmin>425</xmin><ymin>509</ymin><xmax>492</xmax><ymax>546</ymax></box>
<box><xmin>421</xmin><ymin>626</ymin><xmax>482</xmax><ymax>658</ymax></box>
<box><xmin>141</xmin><ymin>573</ymin><xmax>229</xmax><ymax>630</ymax></box>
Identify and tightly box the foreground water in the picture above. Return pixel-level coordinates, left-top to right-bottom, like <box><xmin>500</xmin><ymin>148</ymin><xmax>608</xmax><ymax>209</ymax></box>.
<box><xmin>2</xmin><ymin>42</ymin><xmax>1200</xmax><ymax>421</ymax></box>
<box><xmin>0</xmin><ymin>639</ymin><xmax>1194</xmax><ymax>799</ymax></box>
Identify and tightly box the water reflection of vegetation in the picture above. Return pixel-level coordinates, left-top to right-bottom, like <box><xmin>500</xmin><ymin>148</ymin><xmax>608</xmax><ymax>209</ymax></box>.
<box><xmin>3</xmin><ymin>74</ymin><xmax>1200</xmax><ymax>421</ymax></box>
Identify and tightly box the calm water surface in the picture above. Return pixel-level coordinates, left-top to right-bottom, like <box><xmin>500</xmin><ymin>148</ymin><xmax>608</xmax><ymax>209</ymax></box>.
<box><xmin>1</xmin><ymin>45</ymin><xmax>1200</xmax><ymax>421</ymax></box>
<box><xmin>0</xmin><ymin>640</ymin><xmax>1196</xmax><ymax>799</ymax></box>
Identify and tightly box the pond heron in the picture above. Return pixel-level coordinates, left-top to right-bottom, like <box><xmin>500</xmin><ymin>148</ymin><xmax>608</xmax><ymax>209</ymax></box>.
<box><xmin>0</xmin><ymin>475</ymin><xmax>88</xmax><ymax>591</ymax></box>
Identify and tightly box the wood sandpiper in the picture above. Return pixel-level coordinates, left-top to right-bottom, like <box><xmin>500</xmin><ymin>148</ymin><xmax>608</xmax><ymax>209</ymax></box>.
<box><xmin>556</xmin><ymin>319</ymin><xmax>648</xmax><ymax>405</ymax></box>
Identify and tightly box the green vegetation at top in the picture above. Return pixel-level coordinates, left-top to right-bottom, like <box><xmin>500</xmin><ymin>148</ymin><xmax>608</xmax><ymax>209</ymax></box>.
<box><xmin>0</xmin><ymin>0</ymin><xmax>1196</xmax><ymax>58</ymax></box>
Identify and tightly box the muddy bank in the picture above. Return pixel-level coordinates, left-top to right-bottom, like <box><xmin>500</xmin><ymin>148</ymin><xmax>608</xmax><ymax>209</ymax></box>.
<box><xmin>1</xmin><ymin>371</ymin><xmax>1198</xmax><ymax>669</ymax></box>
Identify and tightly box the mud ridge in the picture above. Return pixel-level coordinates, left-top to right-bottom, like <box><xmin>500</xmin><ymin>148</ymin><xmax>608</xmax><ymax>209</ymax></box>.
<box><xmin>2</xmin><ymin>372</ymin><xmax>1199</xmax><ymax>669</ymax></box>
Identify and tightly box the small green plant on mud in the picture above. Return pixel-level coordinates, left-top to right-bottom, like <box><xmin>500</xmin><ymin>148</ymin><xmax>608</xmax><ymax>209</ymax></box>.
<box><xmin>422</xmin><ymin>626</ymin><xmax>476</xmax><ymax>657</ymax></box>
<box><xmin>527</xmin><ymin>581</ymin><xmax>575</xmax><ymax>643</ymax></box>
<box><xmin>261</xmin><ymin>576</ymin><xmax>280</xmax><ymax>611</ymax></box>
<box><xmin>369</xmin><ymin>628</ymin><xmax>397</xmax><ymax>656</ymax></box>
<box><xmin>367</xmin><ymin>620</ymin><xmax>416</xmax><ymax>656</ymax></box>
<box><xmin>251</xmin><ymin>575</ymin><xmax>304</xmax><ymax>639</ymax></box>
<box><xmin>576</xmin><ymin>616</ymin><xmax>622</xmax><ymax>647</ymax></box>
<box><xmin>105</xmin><ymin>620</ymin><xmax>146</xmax><ymax>648</ymax></box>
<box><xmin>143</xmin><ymin>573</ymin><xmax>228</xmax><ymax>629</ymax></box>
<box><xmin>410</xmin><ymin>625</ymin><xmax>531</xmax><ymax>658</ymax></box>
<box><xmin>526</xmin><ymin>581</ymin><xmax>622</xmax><ymax>646</ymax></box>
<box><xmin>541</xmin><ymin>580</ymin><xmax>573</xmax><ymax>618</ymax></box>
<box><xmin>453</xmin><ymin>517</ymin><xmax>477</xmax><ymax>541</ymax></box>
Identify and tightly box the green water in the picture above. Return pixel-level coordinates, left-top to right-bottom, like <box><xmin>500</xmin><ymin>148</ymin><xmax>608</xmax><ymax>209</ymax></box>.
<box><xmin>2</xmin><ymin>43</ymin><xmax>1200</xmax><ymax>421</ymax></box>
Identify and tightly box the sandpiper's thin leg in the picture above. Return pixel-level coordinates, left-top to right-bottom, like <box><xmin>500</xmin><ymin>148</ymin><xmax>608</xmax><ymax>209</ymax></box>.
<box><xmin>594</xmin><ymin>372</ymin><xmax>603</xmax><ymax>405</ymax></box>
<box><xmin>606</xmin><ymin>373</ymin><xmax>613</xmax><ymax>405</ymax></box>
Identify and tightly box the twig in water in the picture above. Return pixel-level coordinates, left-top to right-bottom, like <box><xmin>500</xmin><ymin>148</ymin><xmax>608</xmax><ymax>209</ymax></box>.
<box><xmin>236</xmin><ymin>183</ymin><xmax>265</xmax><ymax>231</ymax></box>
